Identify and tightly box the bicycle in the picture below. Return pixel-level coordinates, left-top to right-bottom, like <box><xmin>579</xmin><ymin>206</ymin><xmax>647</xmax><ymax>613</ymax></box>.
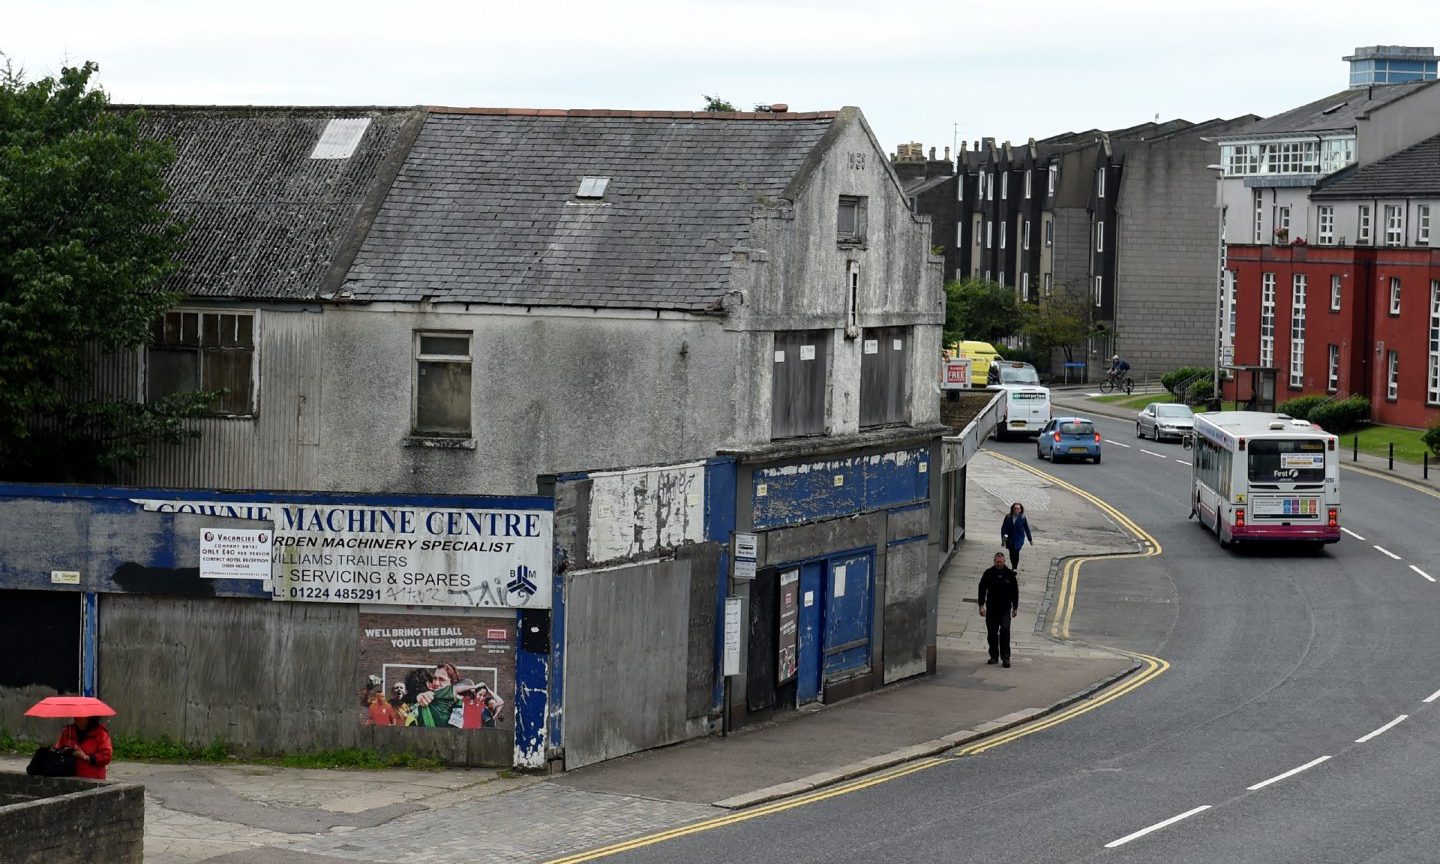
<box><xmin>1099</xmin><ymin>370</ymin><xmax>1133</xmax><ymax>395</ymax></box>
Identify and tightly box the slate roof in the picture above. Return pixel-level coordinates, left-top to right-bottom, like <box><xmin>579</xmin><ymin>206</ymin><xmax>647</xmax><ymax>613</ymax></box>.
<box><xmin>136</xmin><ymin>106</ymin><xmax>423</xmax><ymax>300</ymax></box>
<box><xmin>342</xmin><ymin>108</ymin><xmax>838</xmax><ymax>312</ymax></box>
<box><xmin>1216</xmin><ymin>81</ymin><xmax>1436</xmax><ymax>138</ymax></box>
<box><xmin>1311</xmin><ymin>132</ymin><xmax>1440</xmax><ymax>199</ymax></box>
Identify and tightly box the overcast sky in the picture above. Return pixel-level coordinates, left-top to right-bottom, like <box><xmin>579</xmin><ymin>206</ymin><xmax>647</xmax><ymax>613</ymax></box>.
<box><xmin>6</xmin><ymin>1</ymin><xmax>1437</xmax><ymax>156</ymax></box>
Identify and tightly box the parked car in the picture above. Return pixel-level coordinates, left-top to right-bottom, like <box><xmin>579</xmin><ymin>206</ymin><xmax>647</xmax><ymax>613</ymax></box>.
<box><xmin>949</xmin><ymin>340</ymin><xmax>1000</xmax><ymax>386</ymax></box>
<box><xmin>1136</xmin><ymin>402</ymin><xmax>1196</xmax><ymax>442</ymax></box>
<box><xmin>1037</xmin><ymin>417</ymin><xmax>1101</xmax><ymax>463</ymax></box>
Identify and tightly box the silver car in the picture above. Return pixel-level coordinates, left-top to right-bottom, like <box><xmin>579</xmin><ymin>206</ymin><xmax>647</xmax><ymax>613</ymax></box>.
<box><xmin>1136</xmin><ymin>403</ymin><xmax>1195</xmax><ymax>442</ymax></box>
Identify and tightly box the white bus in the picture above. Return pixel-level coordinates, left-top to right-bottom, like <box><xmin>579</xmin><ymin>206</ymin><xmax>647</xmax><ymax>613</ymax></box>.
<box><xmin>1187</xmin><ymin>412</ymin><xmax>1340</xmax><ymax>547</ymax></box>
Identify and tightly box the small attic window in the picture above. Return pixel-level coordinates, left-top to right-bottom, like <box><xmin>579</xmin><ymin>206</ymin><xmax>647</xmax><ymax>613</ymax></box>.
<box><xmin>577</xmin><ymin>177</ymin><xmax>610</xmax><ymax>198</ymax></box>
<box><xmin>1320</xmin><ymin>101</ymin><xmax>1349</xmax><ymax>115</ymax></box>
<box><xmin>310</xmin><ymin>118</ymin><xmax>372</xmax><ymax>159</ymax></box>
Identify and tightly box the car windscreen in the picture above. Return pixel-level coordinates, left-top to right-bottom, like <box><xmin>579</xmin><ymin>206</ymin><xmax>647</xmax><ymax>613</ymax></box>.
<box><xmin>1247</xmin><ymin>439</ymin><xmax>1326</xmax><ymax>483</ymax></box>
<box><xmin>1059</xmin><ymin>422</ymin><xmax>1094</xmax><ymax>436</ymax></box>
<box><xmin>1156</xmin><ymin>405</ymin><xmax>1193</xmax><ymax>418</ymax></box>
<box><xmin>999</xmin><ymin>366</ymin><xmax>1040</xmax><ymax>384</ymax></box>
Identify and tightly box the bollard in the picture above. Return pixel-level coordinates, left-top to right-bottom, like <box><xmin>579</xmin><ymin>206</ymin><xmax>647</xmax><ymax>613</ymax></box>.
<box><xmin>1353</xmin><ymin>435</ymin><xmax>1358</xmax><ymax>462</ymax></box>
<box><xmin>1426</xmin><ymin>451</ymin><xmax>1430</xmax><ymax>480</ymax></box>
<box><xmin>1388</xmin><ymin>441</ymin><xmax>1394</xmax><ymax>471</ymax></box>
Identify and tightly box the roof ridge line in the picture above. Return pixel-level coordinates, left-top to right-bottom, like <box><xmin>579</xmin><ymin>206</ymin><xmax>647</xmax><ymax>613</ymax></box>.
<box><xmin>423</xmin><ymin>106</ymin><xmax>838</xmax><ymax>120</ymax></box>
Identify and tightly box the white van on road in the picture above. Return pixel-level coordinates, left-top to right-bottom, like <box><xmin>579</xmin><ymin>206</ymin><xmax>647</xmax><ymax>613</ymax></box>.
<box><xmin>994</xmin><ymin>386</ymin><xmax>1052</xmax><ymax>439</ymax></box>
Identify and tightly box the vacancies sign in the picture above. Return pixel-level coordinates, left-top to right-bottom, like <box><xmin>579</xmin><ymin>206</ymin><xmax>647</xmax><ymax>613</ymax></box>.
<box><xmin>134</xmin><ymin>499</ymin><xmax>553</xmax><ymax>610</ymax></box>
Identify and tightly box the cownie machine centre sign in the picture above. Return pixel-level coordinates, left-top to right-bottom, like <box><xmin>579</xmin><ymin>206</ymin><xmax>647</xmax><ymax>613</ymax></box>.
<box><xmin>134</xmin><ymin>498</ymin><xmax>553</xmax><ymax>610</ymax></box>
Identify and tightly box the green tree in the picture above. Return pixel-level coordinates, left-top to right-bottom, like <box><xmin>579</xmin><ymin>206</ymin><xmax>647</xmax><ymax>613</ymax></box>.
<box><xmin>702</xmin><ymin>94</ymin><xmax>735</xmax><ymax>112</ymax></box>
<box><xmin>943</xmin><ymin>278</ymin><xmax>1023</xmax><ymax>346</ymax></box>
<box><xmin>0</xmin><ymin>60</ymin><xmax>207</xmax><ymax>481</ymax></box>
<box><xmin>1020</xmin><ymin>290</ymin><xmax>1091</xmax><ymax>367</ymax></box>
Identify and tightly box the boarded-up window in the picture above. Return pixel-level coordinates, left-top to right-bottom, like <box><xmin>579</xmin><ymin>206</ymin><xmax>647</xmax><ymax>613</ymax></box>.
<box><xmin>147</xmin><ymin>310</ymin><xmax>255</xmax><ymax>415</ymax></box>
<box><xmin>771</xmin><ymin>330</ymin><xmax>829</xmax><ymax>439</ymax></box>
<box><xmin>414</xmin><ymin>332</ymin><xmax>472</xmax><ymax>436</ymax></box>
<box><xmin>860</xmin><ymin>327</ymin><xmax>910</xmax><ymax>427</ymax></box>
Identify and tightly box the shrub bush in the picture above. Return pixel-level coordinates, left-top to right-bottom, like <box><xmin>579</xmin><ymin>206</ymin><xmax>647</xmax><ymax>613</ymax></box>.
<box><xmin>1162</xmin><ymin>366</ymin><xmax>1210</xmax><ymax>394</ymax></box>
<box><xmin>1185</xmin><ymin>379</ymin><xmax>1214</xmax><ymax>403</ymax></box>
<box><xmin>1277</xmin><ymin>394</ymin><xmax>1330</xmax><ymax>421</ymax></box>
<box><xmin>1423</xmin><ymin>423</ymin><xmax>1440</xmax><ymax>458</ymax></box>
<box><xmin>1308</xmin><ymin>395</ymin><xmax>1370</xmax><ymax>434</ymax></box>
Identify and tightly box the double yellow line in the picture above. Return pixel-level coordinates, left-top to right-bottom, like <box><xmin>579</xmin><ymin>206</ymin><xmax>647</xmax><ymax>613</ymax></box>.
<box><xmin>543</xmin><ymin>451</ymin><xmax>1170</xmax><ymax>864</ymax></box>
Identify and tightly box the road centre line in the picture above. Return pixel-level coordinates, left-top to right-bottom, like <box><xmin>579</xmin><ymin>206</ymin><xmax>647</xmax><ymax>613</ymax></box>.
<box><xmin>1410</xmin><ymin>565</ymin><xmax>1436</xmax><ymax>583</ymax></box>
<box><xmin>1373</xmin><ymin>545</ymin><xmax>1402</xmax><ymax>560</ymax></box>
<box><xmin>1104</xmin><ymin>805</ymin><xmax>1212</xmax><ymax>849</ymax></box>
<box><xmin>1246</xmin><ymin>755</ymin><xmax>1331</xmax><ymax>791</ymax></box>
<box><xmin>1140</xmin><ymin>448</ymin><xmax>1167</xmax><ymax>458</ymax></box>
<box><xmin>1424</xmin><ymin>688</ymin><xmax>1440</xmax><ymax>704</ymax></box>
<box><xmin>1341</xmin><ymin>527</ymin><xmax>1366</xmax><ymax>540</ymax></box>
<box><xmin>1356</xmin><ymin>715</ymin><xmax>1408</xmax><ymax>743</ymax></box>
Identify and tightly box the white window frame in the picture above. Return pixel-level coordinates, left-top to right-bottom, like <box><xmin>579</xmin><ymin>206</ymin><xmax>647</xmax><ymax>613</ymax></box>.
<box><xmin>1024</xmin><ymin>220</ymin><xmax>1031</xmax><ymax>251</ymax></box>
<box><xmin>1328</xmin><ymin>344</ymin><xmax>1340</xmax><ymax>393</ymax></box>
<box><xmin>1097</xmin><ymin>167</ymin><xmax>1105</xmax><ymax>198</ymax></box>
<box><xmin>1047</xmin><ymin>165</ymin><xmax>1057</xmax><ymax>196</ymax></box>
<box><xmin>987</xmin><ymin>172</ymin><xmax>995</xmax><ymax>201</ymax></box>
<box><xmin>413</xmin><ymin>330</ymin><xmax>474</xmax><ymax>437</ymax></box>
<box><xmin>1390</xmin><ymin>276</ymin><xmax>1402</xmax><ymax>315</ymax></box>
<box><xmin>1260</xmin><ymin>273</ymin><xmax>1276</xmax><ymax>368</ymax></box>
<box><xmin>1384</xmin><ymin>204</ymin><xmax>1405</xmax><ymax>246</ymax></box>
<box><xmin>986</xmin><ymin>220</ymin><xmax>993</xmax><ymax>249</ymax></box>
<box><xmin>1277</xmin><ymin>206</ymin><xmax>1291</xmax><ymax>233</ymax></box>
<box><xmin>1254</xmin><ymin>192</ymin><xmax>1264</xmax><ymax>243</ymax></box>
<box><xmin>1228</xmin><ymin>270</ymin><xmax>1237</xmax><ymax>342</ymax></box>
<box><xmin>1420</xmin><ymin>204</ymin><xmax>1432</xmax><ymax>245</ymax></box>
<box><xmin>1330</xmin><ymin>274</ymin><xmax>1342</xmax><ymax>311</ymax></box>
<box><xmin>1001</xmin><ymin>172</ymin><xmax>1008</xmax><ymax>199</ymax></box>
<box><xmin>999</xmin><ymin>270</ymin><xmax>1006</xmax><ymax>287</ymax></box>
<box><xmin>1429</xmin><ymin>280</ymin><xmax>1440</xmax><ymax>404</ymax></box>
<box><xmin>1000</xmin><ymin>222</ymin><xmax>1007</xmax><ymax>250</ymax></box>
<box><xmin>1387</xmin><ymin>350</ymin><xmax>1400</xmax><ymax>401</ymax></box>
<box><xmin>1096</xmin><ymin>221</ymin><xmax>1104</xmax><ymax>253</ymax></box>
<box><xmin>1021</xmin><ymin>272</ymin><xmax>1031</xmax><ymax>301</ymax></box>
<box><xmin>1024</xmin><ymin>171</ymin><xmax>1032</xmax><ymax>199</ymax></box>
<box><xmin>1358</xmin><ymin>205</ymin><xmax>1373</xmax><ymax>244</ymax></box>
<box><xmin>1094</xmin><ymin>275</ymin><xmax>1103</xmax><ymax>308</ymax></box>
<box><xmin>1318</xmin><ymin>206</ymin><xmax>1335</xmax><ymax>245</ymax></box>
<box><xmin>1290</xmin><ymin>274</ymin><xmax>1307</xmax><ymax>388</ymax></box>
<box><xmin>1043</xmin><ymin>272</ymin><xmax>1052</xmax><ymax>297</ymax></box>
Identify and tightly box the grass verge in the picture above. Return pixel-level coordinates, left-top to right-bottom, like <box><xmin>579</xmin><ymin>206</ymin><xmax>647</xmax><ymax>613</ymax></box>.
<box><xmin>1345</xmin><ymin>424</ymin><xmax>1430</xmax><ymax>464</ymax></box>
<box><xmin>1091</xmin><ymin>392</ymin><xmax>1172</xmax><ymax>410</ymax></box>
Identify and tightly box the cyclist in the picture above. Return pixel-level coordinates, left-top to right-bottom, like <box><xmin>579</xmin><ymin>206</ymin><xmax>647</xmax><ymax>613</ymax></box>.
<box><xmin>1104</xmin><ymin>354</ymin><xmax>1133</xmax><ymax>394</ymax></box>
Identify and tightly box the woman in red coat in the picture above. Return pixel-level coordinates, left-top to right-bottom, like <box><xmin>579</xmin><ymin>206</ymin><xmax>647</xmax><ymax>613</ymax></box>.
<box><xmin>56</xmin><ymin>716</ymin><xmax>113</xmax><ymax>780</ymax></box>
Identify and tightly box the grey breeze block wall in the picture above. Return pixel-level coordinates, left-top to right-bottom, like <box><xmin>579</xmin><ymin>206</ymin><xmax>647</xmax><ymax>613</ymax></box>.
<box><xmin>0</xmin><ymin>775</ymin><xmax>144</xmax><ymax>864</ymax></box>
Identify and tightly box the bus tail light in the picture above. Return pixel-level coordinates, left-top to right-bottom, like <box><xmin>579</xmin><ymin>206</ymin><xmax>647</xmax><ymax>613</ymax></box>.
<box><xmin>1328</xmin><ymin>508</ymin><xmax>1338</xmax><ymax>528</ymax></box>
<box><xmin>1235</xmin><ymin>508</ymin><xmax>1246</xmax><ymax>528</ymax></box>
<box><xmin>1327</xmin><ymin>437</ymin><xmax>1335</xmax><ymax>451</ymax></box>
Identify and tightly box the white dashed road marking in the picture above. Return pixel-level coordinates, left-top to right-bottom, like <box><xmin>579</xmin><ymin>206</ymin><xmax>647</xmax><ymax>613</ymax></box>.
<box><xmin>1341</xmin><ymin>527</ymin><xmax>1366</xmax><ymax>540</ymax></box>
<box><xmin>1356</xmin><ymin>715</ymin><xmax>1408</xmax><ymax>743</ymax></box>
<box><xmin>1424</xmin><ymin>688</ymin><xmax>1440</xmax><ymax>704</ymax></box>
<box><xmin>1246</xmin><ymin>756</ymin><xmax>1330</xmax><ymax>791</ymax></box>
<box><xmin>1107</xmin><ymin>440</ymin><xmax>1132</xmax><ymax>449</ymax></box>
<box><xmin>1373</xmin><ymin>545</ymin><xmax>1402</xmax><ymax>560</ymax></box>
<box><xmin>1410</xmin><ymin>565</ymin><xmax>1436</xmax><ymax>583</ymax></box>
<box><xmin>1105</xmin><ymin>806</ymin><xmax>1212</xmax><ymax>849</ymax></box>
<box><xmin>1140</xmin><ymin>449</ymin><xmax>1167</xmax><ymax>459</ymax></box>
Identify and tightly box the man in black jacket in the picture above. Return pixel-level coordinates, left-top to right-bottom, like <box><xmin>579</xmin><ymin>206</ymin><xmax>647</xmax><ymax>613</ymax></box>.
<box><xmin>978</xmin><ymin>552</ymin><xmax>1020</xmax><ymax>667</ymax></box>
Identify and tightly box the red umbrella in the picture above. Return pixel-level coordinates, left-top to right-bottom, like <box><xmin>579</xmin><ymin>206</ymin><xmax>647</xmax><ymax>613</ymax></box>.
<box><xmin>24</xmin><ymin>696</ymin><xmax>117</xmax><ymax>719</ymax></box>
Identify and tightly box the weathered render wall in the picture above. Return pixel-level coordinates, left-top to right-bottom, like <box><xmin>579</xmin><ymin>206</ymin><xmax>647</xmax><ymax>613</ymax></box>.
<box><xmin>730</xmin><ymin>111</ymin><xmax>944</xmax><ymax>444</ymax></box>
<box><xmin>1116</xmin><ymin>119</ymin><xmax>1255</xmax><ymax>375</ymax></box>
<box><xmin>124</xmin><ymin>304</ymin><xmax>324</xmax><ymax>491</ymax></box>
<box><xmin>318</xmin><ymin>307</ymin><xmax>738</xmax><ymax>496</ymax></box>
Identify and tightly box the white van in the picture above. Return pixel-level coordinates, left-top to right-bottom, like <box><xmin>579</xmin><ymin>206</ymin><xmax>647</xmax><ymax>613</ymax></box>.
<box><xmin>994</xmin><ymin>386</ymin><xmax>1052</xmax><ymax>439</ymax></box>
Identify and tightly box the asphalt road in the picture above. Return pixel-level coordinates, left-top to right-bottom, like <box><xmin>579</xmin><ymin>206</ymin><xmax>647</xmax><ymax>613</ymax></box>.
<box><xmin>587</xmin><ymin>412</ymin><xmax>1440</xmax><ymax>864</ymax></box>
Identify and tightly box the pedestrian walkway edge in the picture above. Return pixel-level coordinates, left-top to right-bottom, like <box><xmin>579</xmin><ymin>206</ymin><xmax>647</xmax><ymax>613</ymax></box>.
<box><xmin>710</xmin><ymin>658</ymin><xmax>1142</xmax><ymax>810</ymax></box>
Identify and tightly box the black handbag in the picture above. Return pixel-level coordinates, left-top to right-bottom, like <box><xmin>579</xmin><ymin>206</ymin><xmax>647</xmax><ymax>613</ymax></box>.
<box><xmin>25</xmin><ymin>746</ymin><xmax>76</xmax><ymax>777</ymax></box>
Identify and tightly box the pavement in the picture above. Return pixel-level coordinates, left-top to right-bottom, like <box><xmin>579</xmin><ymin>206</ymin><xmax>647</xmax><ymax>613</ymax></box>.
<box><xmin>0</xmin><ymin>451</ymin><xmax>1145</xmax><ymax>864</ymax></box>
<box><xmin>1050</xmin><ymin>385</ymin><xmax>1440</xmax><ymax>497</ymax></box>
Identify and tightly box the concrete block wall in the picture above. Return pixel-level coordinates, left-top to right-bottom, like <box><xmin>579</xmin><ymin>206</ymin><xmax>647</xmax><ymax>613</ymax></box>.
<box><xmin>0</xmin><ymin>774</ymin><xmax>144</xmax><ymax>864</ymax></box>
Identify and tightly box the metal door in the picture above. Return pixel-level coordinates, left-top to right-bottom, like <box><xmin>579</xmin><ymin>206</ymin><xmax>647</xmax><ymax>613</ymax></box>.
<box><xmin>796</xmin><ymin>562</ymin><xmax>823</xmax><ymax>704</ymax></box>
<box><xmin>822</xmin><ymin>552</ymin><xmax>873</xmax><ymax>680</ymax></box>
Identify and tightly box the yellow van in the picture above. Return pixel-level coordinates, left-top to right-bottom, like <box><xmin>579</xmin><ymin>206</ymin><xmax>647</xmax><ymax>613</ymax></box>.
<box><xmin>949</xmin><ymin>340</ymin><xmax>1000</xmax><ymax>386</ymax></box>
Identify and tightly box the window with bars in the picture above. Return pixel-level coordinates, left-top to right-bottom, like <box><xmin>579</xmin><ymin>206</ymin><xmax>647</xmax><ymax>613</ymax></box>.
<box><xmin>1358</xmin><ymin>205</ymin><xmax>1373</xmax><ymax>244</ymax></box>
<box><xmin>1331</xmin><ymin>274</ymin><xmax>1342</xmax><ymax>311</ymax></box>
<box><xmin>147</xmin><ymin>310</ymin><xmax>256</xmax><ymax>416</ymax></box>
<box><xmin>1327</xmin><ymin>344</ymin><xmax>1340</xmax><ymax>393</ymax></box>
<box><xmin>1290</xmin><ymin>275</ymin><xmax>1307</xmax><ymax>388</ymax></box>
<box><xmin>1384</xmin><ymin>205</ymin><xmax>1404</xmax><ymax>246</ymax></box>
<box><xmin>1260</xmin><ymin>273</ymin><xmax>1276</xmax><ymax>368</ymax></box>
<box><xmin>1318</xmin><ymin>206</ymin><xmax>1335</xmax><ymax>245</ymax></box>
<box><xmin>1390</xmin><ymin>277</ymin><xmax>1402</xmax><ymax>315</ymax></box>
<box><xmin>1429</xmin><ymin>281</ymin><xmax>1440</xmax><ymax>405</ymax></box>
<box><xmin>1387</xmin><ymin>350</ymin><xmax>1399</xmax><ymax>401</ymax></box>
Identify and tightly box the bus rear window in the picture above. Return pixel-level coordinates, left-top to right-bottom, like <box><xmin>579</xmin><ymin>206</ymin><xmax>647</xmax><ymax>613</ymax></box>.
<box><xmin>1247</xmin><ymin>439</ymin><xmax>1326</xmax><ymax>483</ymax></box>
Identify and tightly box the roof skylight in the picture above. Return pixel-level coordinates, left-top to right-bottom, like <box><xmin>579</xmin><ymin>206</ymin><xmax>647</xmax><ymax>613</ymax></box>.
<box><xmin>310</xmin><ymin>118</ymin><xmax>372</xmax><ymax>159</ymax></box>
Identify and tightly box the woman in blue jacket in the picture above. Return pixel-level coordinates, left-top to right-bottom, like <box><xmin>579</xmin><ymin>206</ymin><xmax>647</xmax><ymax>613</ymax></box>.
<box><xmin>1001</xmin><ymin>502</ymin><xmax>1033</xmax><ymax>570</ymax></box>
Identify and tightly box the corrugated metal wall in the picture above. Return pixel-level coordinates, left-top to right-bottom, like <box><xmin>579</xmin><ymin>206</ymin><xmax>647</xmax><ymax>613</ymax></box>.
<box><xmin>127</xmin><ymin>306</ymin><xmax>321</xmax><ymax>490</ymax></box>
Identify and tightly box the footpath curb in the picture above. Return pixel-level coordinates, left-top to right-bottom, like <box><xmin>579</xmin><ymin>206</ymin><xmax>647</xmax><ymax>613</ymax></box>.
<box><xmin>711</xmin><ymin>658</ymin><xmax>1143</xmax><ymax>810</ymax></box>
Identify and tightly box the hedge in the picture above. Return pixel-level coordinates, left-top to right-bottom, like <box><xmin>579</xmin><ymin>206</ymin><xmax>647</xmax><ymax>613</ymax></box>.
<box><xmin>1277</xmin><ymin>394</ymin><xmax>1330</xmax><ymax>421</ymax></box>
<box><xmin>1308</xmin><ymin>395</ymin><xmax>1370</xmax><ymax>434</ymax></box>
<box><xmin>1424</xmin><ymin>424</ymin><xmax>1440</xmax><ymax>458</ymax></box>
<box><xmin>1162</xmin><ymin>366</ymin><xmax>1210</xmax><ymax>394</ymax></box>
<box><xmin>1185</xmin><ymin>379</ymin><xmax>1214</xmax><ymax>403</ymax></box>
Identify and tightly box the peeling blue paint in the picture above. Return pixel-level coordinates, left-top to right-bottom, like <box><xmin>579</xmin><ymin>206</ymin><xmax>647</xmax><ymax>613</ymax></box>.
<box><xmin>514</xmin><ymin>609</ymin><xmax>549</xmax><ymax>769</ymax></box>
<box><xmin>548</xmin><ymin>545</ymin><xmax>567</xmax><ymax>752</ymax></box>
<box><xmin>752</xmin><ymin>448</ymin><xmax>929</xmax><ymax>530</ymax></box>
<box><xmin>705</xmin><ymin>457</ymin><xmax>737</xmax><ymax>713</ymax></box>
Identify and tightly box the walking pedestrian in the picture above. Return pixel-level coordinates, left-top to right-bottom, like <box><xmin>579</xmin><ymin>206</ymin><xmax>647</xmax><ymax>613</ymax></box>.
<box><xmin>978</xmin><ymin>552</ymin><xmax>1019</xmax><ymax>668</ymax></box>
<box><xmin>1000</xmin><ymin>502</ymin><xmax>1033</xmax><ymax>570</ymax></box>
